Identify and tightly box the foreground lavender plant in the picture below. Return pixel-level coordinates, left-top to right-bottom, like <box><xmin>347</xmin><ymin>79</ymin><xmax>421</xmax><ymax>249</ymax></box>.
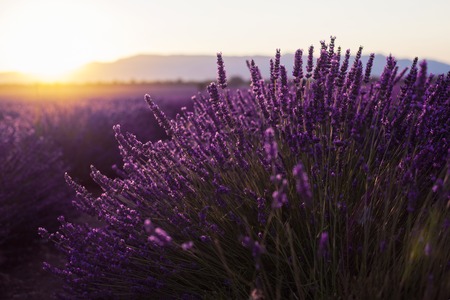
<box><xmin>42</xmin><ymin>38</ymin><xmax>449</xmax><ymax>299</ymax></box>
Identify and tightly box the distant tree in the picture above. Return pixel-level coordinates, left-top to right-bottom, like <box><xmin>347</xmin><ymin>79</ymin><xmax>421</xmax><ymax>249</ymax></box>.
<box><xmin>227</xmin><ymin>75</ymin><xmax>248</xmax><ymax>87</ymax></box>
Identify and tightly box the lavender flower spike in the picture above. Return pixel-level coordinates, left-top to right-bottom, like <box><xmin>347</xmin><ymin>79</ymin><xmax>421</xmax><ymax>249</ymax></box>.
<box><xmin>293</xmin><ymin>163</ymin><xmax>312</xmax><ymax>206</ymax></box>
<box><xmin>364</xmin><ymin>53</ymin><xmax>375</xmax><ymax>83</ymax></box>
<box><xmin>292</xmin><ymin>49</ymin><xmax>304</xmax><ymax>83</ymax></box>
<box><xmin>216</xmin><ymin>52</ymin><xmax>227</xmax><ymax>89</ymax></box>
<box><xmin>145</xmin><ymin>94</ymin><xmax>174</xmax><ymax>136</ymax></box>
<box><xmin>148</xmin><ymin>227</ymin><xmax>172</xmax><ymax>247</ymax></box>
<box><xmin>306</xmin><ymin>45</ymin><xmax>314</xmax><ymax>78</ymax></box>
<box><xmin>264</xmin><ymin>127</ymin><xmax>277</xmax><ymax>162</ymax></box>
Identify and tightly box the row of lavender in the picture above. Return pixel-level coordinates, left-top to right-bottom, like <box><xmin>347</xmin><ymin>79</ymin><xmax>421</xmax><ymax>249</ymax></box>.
<box><xmin>0</xmin><ymin>109</ymin><xmax>68</xmax><ymax>249</ymax></box>
<box><xmin>39</xmin><ymin>38</ymin><xmax>450</xmax><ymax>298</ymax></box>
<box><xmin>0</xmin><ymin>91</ymin><xmax>193</xmax><ymax>276</ymax></box>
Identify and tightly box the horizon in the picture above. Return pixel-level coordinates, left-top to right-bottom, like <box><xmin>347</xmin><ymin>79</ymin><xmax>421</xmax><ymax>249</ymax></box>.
<box><xmin>1</xmin><ymin>51</ymin><xmax>449</xmax><ymax>85</ymax></box>
<box><xmin>1</xmin><ymin>0</ymin><xmax>450</xmax><ymax>82</ymax></box>
<box><xmin>1</xmin><ymin>41</ymin><xmax>449</xmax><ymax>79</ymax></box>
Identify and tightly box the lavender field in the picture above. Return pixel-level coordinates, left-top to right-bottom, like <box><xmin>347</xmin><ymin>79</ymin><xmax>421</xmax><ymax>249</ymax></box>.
<box><xmin>0</xmin><ymin>83</ymin><xmax>197</xmax><ymax>298</ymax></box>
<box><xmin>1</xmin><ymin>39</ymin><xmax>450</xmax><ymax>299</ymax></box>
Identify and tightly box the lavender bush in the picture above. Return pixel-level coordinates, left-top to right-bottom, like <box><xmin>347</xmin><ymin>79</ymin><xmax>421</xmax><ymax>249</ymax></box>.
<box><xmin>42</xmin><ymin>38</ymin><xmax>449</xmax><ymax>299</ymax></box>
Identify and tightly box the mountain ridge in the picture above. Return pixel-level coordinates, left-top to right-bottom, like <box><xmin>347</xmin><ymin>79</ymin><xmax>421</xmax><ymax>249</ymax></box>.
<box><xmin>1</xmin><ymin>53</ymin><xmax>449</xmax><ymax>84</ymax></box>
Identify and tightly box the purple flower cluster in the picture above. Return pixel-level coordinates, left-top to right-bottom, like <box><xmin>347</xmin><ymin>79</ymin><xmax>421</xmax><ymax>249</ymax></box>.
<box><xmin>42</xmin><ymin>38</ymin><xmax>450</xmax><ymax>298</ymax></box>
<box><xmin>145</xmin><ymin>219</ymin><xmax>173</xmax><ymax>247</ymax></box>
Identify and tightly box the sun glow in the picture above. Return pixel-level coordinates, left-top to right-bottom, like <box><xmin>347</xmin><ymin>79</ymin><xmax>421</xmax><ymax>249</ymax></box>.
<box><xmin>0</xmin><ymin>0</ymin><xmax>449</xmax><ymax>84</ymax></box>
<box><xmin>0</xmin><ymin>1</ymin><xmax>116</xmax><ymax>81</ymax></box>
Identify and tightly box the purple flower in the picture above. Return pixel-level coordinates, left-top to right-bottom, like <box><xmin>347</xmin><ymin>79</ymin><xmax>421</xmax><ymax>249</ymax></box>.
<box><xmin>241</xmin><ymin>236</ymin><xmax>266</xmax><ymax>270</ymax></box>
<box><xmin>145</xmin><ymin>94</ymin><xmax>174</xmax><ymax>136</ymax></box>
<box><xmin>306</xmin><ymin>45</ymin><xmax>314</xmax><ymax>78</ymax></box>
<box><xmin>264</xmin><ymin>127</ymin><xmax>277</xmax><ymax>162</ymax></box>
<box><xmin>292</xmin><ymin>49</ymin><xmax>304</xmax><ymax>83</ymax></box>
<box><xmin>272</xmin><ymin>185</ymin><xmax>288</xmax><ymax>209</ymax></box>
<box><xmin>241</xmin><ymin>236</ymin><xmax>252</xmax><ymax>248</ymax></box>
<box><xmin>200</xmin><ymin>235</ymin><xmax>211</xmax><ymax>243</ymax></box>
<box><xmin>293</xmin><ymin>163</ymin><xmax>312</xmax><ymax>206</ymax></box>
<box><xmin>256</xmin><ymin>197</ymin><xmax>266</xmax><ymax>225</ymax></box>
<box><xmin>181</xmin><ymin>241</ymin><xmax>194</xmax><ymax>251</ymax></box>
<box><xmin>270</xmin><ymin>49</ymin><xmax>281</xmax><ymax>81</ymax></box>
<box><xmin>148</xmin><ymin>227</ymin><xmax>172</xmax><ymax>247</ymax></box>
<box><xmin>252</xmin><ymin>241</ymin><xmax>265</xmax><ymax>260</ymax></box>
<box><xmin>144</xmin><ymin>219</ymin><xmax>154</xmax><ymax>233</ymax></box>
<box><xmin>216</xmin><ymin>52</ymin><xmax>227</xmax><ymax>89</ymax></box>
<box><xmin>364</xmin><ymin>53</ymin><xmax>375</xmax><ymax>83</ymax></box>
<box><xmin>432</xmin><ymin>179</ymin><xmax>443</xmax><ymax>193</ymax></box>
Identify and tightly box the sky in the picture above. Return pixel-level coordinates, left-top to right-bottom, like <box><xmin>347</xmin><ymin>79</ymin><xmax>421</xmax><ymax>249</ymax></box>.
<box><xmin>0</xmin><ymin>0</ymin><xmax>449</xmax><ymax>80</ymax></box>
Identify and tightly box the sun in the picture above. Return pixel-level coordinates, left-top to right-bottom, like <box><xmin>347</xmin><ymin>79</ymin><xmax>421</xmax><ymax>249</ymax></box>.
<box><xmin>2</xmin><ymin>1</ymin><xmax>100</xmax><ymax>81</ymax></box>
<box><xmin>10</xmin><ymin>41</ymin><xmax>88</xmax><ymax>81</ymax></box>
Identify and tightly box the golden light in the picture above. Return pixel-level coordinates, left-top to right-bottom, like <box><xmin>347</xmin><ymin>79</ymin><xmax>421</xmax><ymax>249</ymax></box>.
<box><xmin>2</xmin><ymin>1</ymin><xmax>106</xmax><ymax>81</ymax></box>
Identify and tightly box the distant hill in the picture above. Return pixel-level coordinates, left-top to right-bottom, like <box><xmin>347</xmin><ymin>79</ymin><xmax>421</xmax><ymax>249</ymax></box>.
<box><xmin>1</xmin><ymin>54</ymin><xmax>449</xmax><ymax>84</ymax></box>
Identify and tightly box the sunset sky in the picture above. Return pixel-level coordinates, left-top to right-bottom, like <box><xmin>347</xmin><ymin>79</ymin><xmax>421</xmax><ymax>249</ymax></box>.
<box><xmin>0</xmin><ymin>0</ymin><xmax>449</xmax><ymax>80</ymax></box>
